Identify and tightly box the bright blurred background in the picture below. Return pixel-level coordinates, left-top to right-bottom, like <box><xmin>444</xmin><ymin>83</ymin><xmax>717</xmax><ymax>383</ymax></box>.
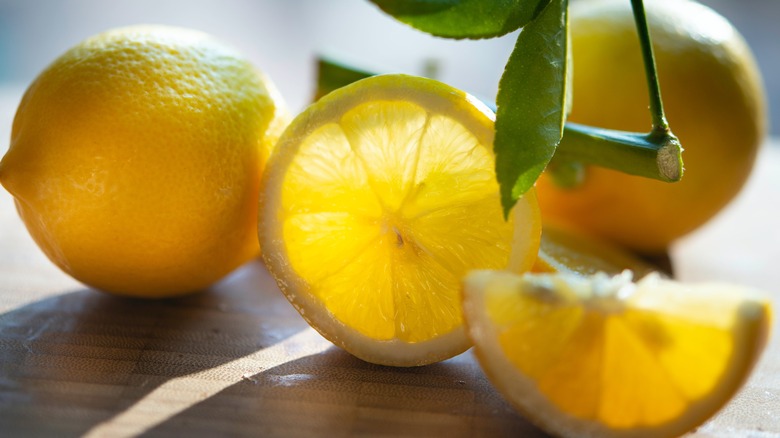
<box><xmin>0</xmin><ymin>0</ymin><xmax>777</xmax><ymax>135</ymax></box>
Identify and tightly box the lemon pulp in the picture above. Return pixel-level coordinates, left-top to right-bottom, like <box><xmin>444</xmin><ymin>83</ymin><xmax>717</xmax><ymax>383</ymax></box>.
<box><xmin>282</xmin><ymin>100</ymin><xmax>512</xmax><ymax>342</ymax></box>
<box><xmin>261</xmin><ymin>74</ymin><xmax>541</xmax><ymax>365</ymax></box>
<box><xmin>532</xmin><ymin>223</ymin><xmax>656</xmax><ymax>279</ymax></box>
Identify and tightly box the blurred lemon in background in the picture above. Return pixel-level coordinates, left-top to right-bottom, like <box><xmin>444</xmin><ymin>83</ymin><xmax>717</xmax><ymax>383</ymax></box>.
<box><xmin>0</xmin><ymin>25</ymin><xmax>289</xmax><ymax>297</ymax></box>
<box><xmin>537</xmin><ymin>0</ymin><xmax>767</xmax><ymax>253</ymax></box>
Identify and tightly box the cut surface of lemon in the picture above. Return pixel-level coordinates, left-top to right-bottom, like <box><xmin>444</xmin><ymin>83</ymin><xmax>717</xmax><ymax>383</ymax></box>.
<box><xmin>462</xmin><ymin>270</ymin><xmax>771</xmax><ymax>438</ymax></box>
<box><xmin>532</xmin><ymin>222</ymin><xmax>656</xmax><ymax>279</ymax></box>
<box><xmin>260</xmin><ymin>74</ymin><xmax>541</xmax><ymax>366</ymax></box>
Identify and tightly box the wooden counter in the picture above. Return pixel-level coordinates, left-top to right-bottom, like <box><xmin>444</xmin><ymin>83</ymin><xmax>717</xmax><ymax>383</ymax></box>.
<box><xmin>0</xmin><ymin>88</ymin><xmax>777</xmax><ymax>437</ymax></box>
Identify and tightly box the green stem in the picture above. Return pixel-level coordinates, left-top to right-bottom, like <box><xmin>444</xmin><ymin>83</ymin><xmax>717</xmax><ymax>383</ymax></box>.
<box><xmin>631</xmin><ymin>0</ymin><xmax>668</xmax><ymax>133</ymax></box>
<box><xmin>555</xmin><ymin>123</ymin><xmax>682</xmax><ymax>186</ymax></box>
<box><xmin>549</xmin><ymin>0</ymin><xmax>684</xmax><ymax>186</ymax></box>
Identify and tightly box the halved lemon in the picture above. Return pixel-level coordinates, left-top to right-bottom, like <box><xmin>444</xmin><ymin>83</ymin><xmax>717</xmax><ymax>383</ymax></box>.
<box><xmin>259</xmin><ymin>74</ymin><xmax>541</xmax><ymax>366</ymax></box>
<box><xmin>532</xmin><ymin>222</ymin><xmax>657</xmax><ymax>279</ymax></box>
<box><xmin>462</xmin><ymin>270</ymin><xmax>771</xmax><ymax>438</ymax></box>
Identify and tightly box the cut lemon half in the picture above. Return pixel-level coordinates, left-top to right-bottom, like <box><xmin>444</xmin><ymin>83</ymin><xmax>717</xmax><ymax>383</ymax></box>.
<box><xmin>462</xmin><ymin>270</ymin><xmax>771</xmax><ymax>438</ymax></box>
<box><xmin>259</xmin><ymin>74</ymin><xmax>541</xmax><ymax>366</ymax></box>
<box><xmin>532</xmin><ymin>222</ymin><xmax>657</xmax><ymax>279</ymax></box>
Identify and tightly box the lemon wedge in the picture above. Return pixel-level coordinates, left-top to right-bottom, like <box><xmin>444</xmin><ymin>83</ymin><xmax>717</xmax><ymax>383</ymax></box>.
<box><xmin>462</xmin><ymin>270</ymin><xmax>771</xmax><ymax>437</ymax></box>
<box><xmin>533</xmin><ymin>223</ymin><xmax>657</xmax><ymax>279</ymax></box>
<box><xmin>259</xmin><ymin>74</ymin><xmax>541</xmax><ymax>366</ymax></box>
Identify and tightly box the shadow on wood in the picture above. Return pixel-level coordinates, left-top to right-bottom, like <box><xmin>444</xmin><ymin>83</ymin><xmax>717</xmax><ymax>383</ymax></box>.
<box><xmin>143</xmin><ymin>345</ymin><xmax>550</xmax><ymax>437</ymax></box>
<box><xmin>0</xmin><ymin>260</ymin><xmax>307</xmax><ymax>437</ymax></box>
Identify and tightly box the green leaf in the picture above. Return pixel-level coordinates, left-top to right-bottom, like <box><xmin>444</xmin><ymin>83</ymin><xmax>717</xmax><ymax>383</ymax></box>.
<box><xmin>494</xmin><ymin>0</ymin><xmax>569</xmax><ymax>217</ymax></box>
<box><xmin>315</xmin><ymin>57</ymin><xmax>376</xmax><ymax>101</ymax></box>
<box><xmin>369</xmin><ymin>0</ymin><xmax>550</xmax><ymax>39</ymax></box>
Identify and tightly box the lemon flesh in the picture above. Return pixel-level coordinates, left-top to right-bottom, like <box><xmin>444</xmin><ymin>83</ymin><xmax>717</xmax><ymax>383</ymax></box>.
<box><xmin>261</xmin><ymin>74</ymin><xmax>541</xmax><ymax>366</ymax></box>
<box><xmin>462</xmin><ymin>270</ymin><xmax>771</xmax><ymax>438</ymax></box>
<box><xmin>532</xmin><ymin>223</ymin><xmax>657</xmax><ymax>279</ymax></box>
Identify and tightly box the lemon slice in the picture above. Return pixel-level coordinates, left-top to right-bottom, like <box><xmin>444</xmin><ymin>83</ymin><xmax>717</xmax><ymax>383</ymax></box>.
<box><xmin>532</xmin><ymin>222</ymin><xmax>657</xmax><ymax>279</ymax></box>
<box><xmin>260</xmin><ymin>74</ymin><xmax>541</xmax><ymax>366</ymax></box>
<box><xmin>462</xmin><ymin>270</ymin><xmax>771</xmax><ymax>438</ymax></box>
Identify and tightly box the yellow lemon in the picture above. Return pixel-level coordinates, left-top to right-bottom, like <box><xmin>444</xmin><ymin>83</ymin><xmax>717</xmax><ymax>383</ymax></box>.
<box><xmin>0</xmin><ymin>26</ymin><xmax>289</xmax><ymax>297</ymax></box>
<box><xmin>536</xmin><ymin>0</ymin><xmax>767</xmax><ymax>253</ymax></box>
<box><xmin>260</xmin><ymin>74</ymin><xmax>542</xmax><ymax>366</ymax></box>
<box><xmin>462</xmin><ymin>270</ymin><xmax>771</xmax><ymax>438</ymax></box>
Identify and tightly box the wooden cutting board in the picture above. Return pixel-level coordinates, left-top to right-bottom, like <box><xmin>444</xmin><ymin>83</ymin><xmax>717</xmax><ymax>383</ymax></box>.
<box><xmin>0</xmin><ymin>88</ymin><xmax>778</xmax><ymax>436</ymax></box>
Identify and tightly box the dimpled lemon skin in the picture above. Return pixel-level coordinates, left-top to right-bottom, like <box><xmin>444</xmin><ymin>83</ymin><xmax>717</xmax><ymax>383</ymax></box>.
<box><xmin>536</xmin><ymin>0</ymin><xmax>767</xmax><ymax>253</ymax></box>
<box><xmin>0</xmin><ymin>26</ymin><xmax>289</xmax><ymax>297</ymax></box>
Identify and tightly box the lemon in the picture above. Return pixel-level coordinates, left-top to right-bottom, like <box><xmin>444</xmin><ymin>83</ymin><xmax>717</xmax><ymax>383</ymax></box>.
<box><xmin>532</xmin><ymin>222</ymin><xmax>657</xmax><ymax>279</ymax></box>
<box><xmin>0</xmin><ymin>26</ymin><xmax>289</xmax><ymax>297</ymax></box>
<box><xmin>259</xmin><ymin>74</ymin><xmax>542</xmax><ymax>366</ymax></box>
<box><xmin>462</xmin><ymin>270</ymin><xmax>772</xmax><ymax>438</ymax></box>
<box><xmin>536</xmin><ymin>0</ymin><xmax>767</xmax><ymax>253</ymax></box>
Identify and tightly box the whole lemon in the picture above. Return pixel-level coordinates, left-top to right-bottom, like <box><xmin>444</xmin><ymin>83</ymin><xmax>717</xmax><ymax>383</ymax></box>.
<box><xmin>536</xmin><ymin>0</ymin><xmax>767</xmax><ymax>253</ymax></box>
<box><xmin>0</xmin><ymin>26</ymin><xmax>289</xmax><ymax>297</ymax></box>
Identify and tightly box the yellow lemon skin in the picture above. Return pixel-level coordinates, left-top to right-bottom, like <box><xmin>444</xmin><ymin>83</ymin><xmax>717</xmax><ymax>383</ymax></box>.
<box><xmin>537</xmin><ymin>0</ymin><xmax>767</xmax><ymax>253</ymax></box>
<box><xmin>0</xmin><ymin>26</ymin><xmax>289</xmax><ymax>297</ymax></box>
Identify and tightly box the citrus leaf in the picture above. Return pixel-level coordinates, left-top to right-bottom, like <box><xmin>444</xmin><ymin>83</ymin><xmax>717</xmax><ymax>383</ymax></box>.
<box><xmin>315</xmin><ymin>57</ymin><xmax>376</xmax><ymax>101</ymax></box>
<box><xmin>369</xmin><ymin>0</ymin><xmax>550</xmax><ymax>39</ymax></box>
<box><xmin>495</xmin><ymin>0</ymin><xmax>569</xmax><ymax>217</ymax></box>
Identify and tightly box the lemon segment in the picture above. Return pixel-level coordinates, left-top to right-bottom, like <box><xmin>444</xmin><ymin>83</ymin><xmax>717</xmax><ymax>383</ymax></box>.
<box><xmin>532</xmin><ymin>222</ymin><xmax>657</xmax><ymax>278</ymax></box>
<box><xmin>280</xmin><ymin>123</ymin><xmax>382</xmax><ymax>217</ymax></box>
<box><xmin>463</xmin><ymin>270</ymin><xmax>771</xmax><ymax>438</ymax></box>
<box><xmin>261</xmin><ymin>74</ymin><xmax>542</xmax><ymax>366</ymax></box>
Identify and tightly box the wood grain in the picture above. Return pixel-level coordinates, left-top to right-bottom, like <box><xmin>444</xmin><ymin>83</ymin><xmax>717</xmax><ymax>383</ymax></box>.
<box><xmin>1</xmin><ymin>88</ymin><xmax>778</xmax><ymax>437</ymax></box>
